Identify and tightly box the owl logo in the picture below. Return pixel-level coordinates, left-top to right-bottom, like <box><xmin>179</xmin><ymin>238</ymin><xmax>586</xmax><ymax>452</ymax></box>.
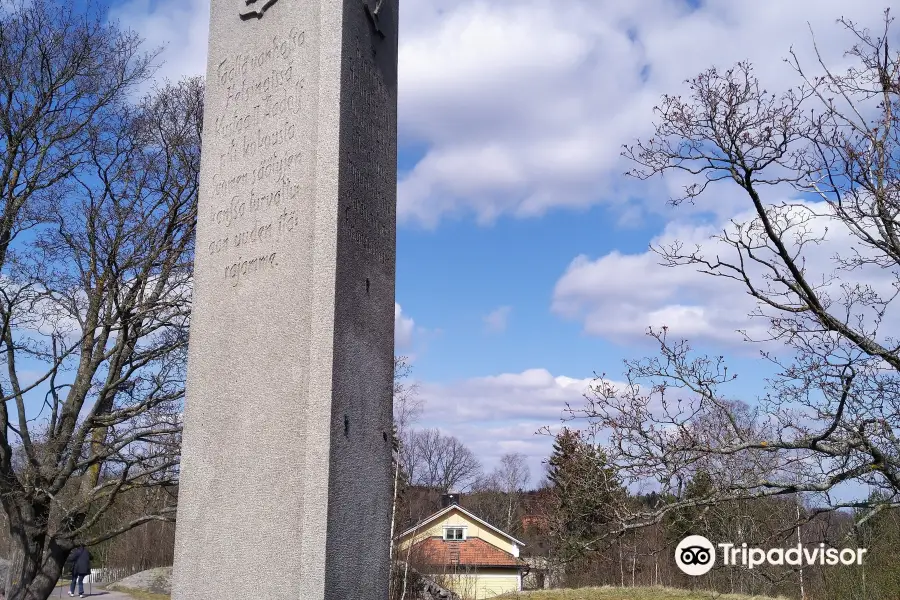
<box><xmin>240</xmin><ymin>0</ymin><xmax>280</xmax><ymax>20</ymax></box>
<box><xmin>675</xmin><ymin>535</ymin><xmax>716</xmax><ymax>576</ymax></box>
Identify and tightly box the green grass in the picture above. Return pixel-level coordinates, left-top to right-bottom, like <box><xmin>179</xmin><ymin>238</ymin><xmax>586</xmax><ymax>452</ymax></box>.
<box><xmin>497</xmin><ymin>586</ymin><xmax>789</xmax><ymax>600</ymax></box>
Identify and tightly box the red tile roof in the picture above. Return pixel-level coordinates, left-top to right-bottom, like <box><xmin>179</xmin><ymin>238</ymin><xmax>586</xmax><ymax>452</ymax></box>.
<box><xmin>409</xmin><ymin>537</ymin><xmax>522</xmax><ymax>568</ymax></box>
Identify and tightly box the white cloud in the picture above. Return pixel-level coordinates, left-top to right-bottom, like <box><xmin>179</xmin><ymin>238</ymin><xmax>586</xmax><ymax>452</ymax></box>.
<box><xmin>109</xmin><ymin>0</ymin><xmax>887</xmax><ymax>228</ymax></box>
<box><xmin>483</xmin><ymin>305</ymin><xmax>511</xmax><ymax>333</ymax></box>
<box><xmin>109</xmin><ymin>0</ymin><xmax>209</xmax><ymax>87</ymax></box>
<box><xmin>395</xmin><ymin>302</ymin><xmax>415</xmax><ymax>350</ymax></box>
<box><xmin>396</xmin><ymin>0</ymin><xmax>885</xmax><ymax>226</ymax></box>
<box><xmin>552</xmin><ymin>201</ymin><xmax>900</xmax><ymax>347</ymax></box>
<box><xmin>416</xmin><ymin>368</ymin><xmax>596</xmax><ymax>477</ymax></box>
<box><xmin>551</xmin><ymin>245</ymin><xmax>757</xmax><ymax>346</ymax></box>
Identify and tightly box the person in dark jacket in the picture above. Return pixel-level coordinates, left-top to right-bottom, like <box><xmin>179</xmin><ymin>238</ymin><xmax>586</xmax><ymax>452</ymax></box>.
<box><xmin>67</xmin><ymin>545</ymin><xmax>91</xmax><ymax>597</ymax></box>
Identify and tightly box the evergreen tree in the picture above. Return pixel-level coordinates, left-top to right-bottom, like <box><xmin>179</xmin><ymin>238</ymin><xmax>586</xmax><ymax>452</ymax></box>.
<box><xmin>667</xmin><ymin>469</ymin><xmax>716</xmax><ymax>544</ymax></box>
<box><xmin>546</xmin><ymin>428</ymin><xmax>625</xmax><ymax>560</ymax></box>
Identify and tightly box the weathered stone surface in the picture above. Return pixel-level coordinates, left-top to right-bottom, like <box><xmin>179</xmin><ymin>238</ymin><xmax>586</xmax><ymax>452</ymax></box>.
<box><xmin>171</xmin><ymin>0</ymin><xmax>398</xmax><ymax>598</ymax></box>
<box><xmin>419</xmin><ymin>577</ymin><xmax>460</xmax><ymax>600</ymax></box>
<box><xmin>393</xmin><ymin>564</ymin><xmax>460</xmax><ymax>600</ymax></box>
<box><xmin>108</xmin><ymin>567</ymin><xmax>172</xmax><ymax>595</ymax></box>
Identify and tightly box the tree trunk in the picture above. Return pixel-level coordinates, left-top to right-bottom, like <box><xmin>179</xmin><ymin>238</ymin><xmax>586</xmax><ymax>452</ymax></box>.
<box><xmin>631</xmin><ymin>550</ymin><xmax>635</xmax><ymax>587</ymax></box>
<box><xmin>81</xmin><ymin>426</ymin><xmax>109</xmax><ymax>497</ymax></box>
<box><xmin>388</xmin><ymin>452</ymin><xmax>401</xmax><ymax>600</ymax></box>
<box><xmin>5</xmin><ymin>535</ymin><xmax>68</xmax><ymax>600</ymax></box>
<box><xmin>618</xmin><ymin>539</ymin><xmax>624</xmax><ymax>587</ymax></box>
<box><xmin>2</xmin><ymin>499</ymin><xmax>69</xmax><ymax>600</ymax></box>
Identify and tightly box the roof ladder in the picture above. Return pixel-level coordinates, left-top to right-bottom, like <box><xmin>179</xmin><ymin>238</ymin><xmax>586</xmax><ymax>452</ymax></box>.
<box><xmin>448</xmin><ymin>541</ymin><xmax>461</xmax><ymax>566</ymax></box>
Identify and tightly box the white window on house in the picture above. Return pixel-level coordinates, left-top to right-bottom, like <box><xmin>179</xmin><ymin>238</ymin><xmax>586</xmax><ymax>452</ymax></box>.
<box><xmin>443</xmin><ymin>526</ymin><xmax>465</xmax><ymax>541</ymax></box>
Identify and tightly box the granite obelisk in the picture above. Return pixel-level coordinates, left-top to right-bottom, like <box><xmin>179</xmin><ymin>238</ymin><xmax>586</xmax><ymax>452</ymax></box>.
<box><xmin>171</xmin><ymin>0</ymin><xmax>398</xmax><ymax>597</ymax></box>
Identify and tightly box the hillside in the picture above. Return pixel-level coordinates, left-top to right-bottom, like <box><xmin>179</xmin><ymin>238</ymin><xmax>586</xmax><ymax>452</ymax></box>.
<box><xmin>498</xmin><ymin>586</ymin><xmax>789</xmax><ymax>600</ymax></box>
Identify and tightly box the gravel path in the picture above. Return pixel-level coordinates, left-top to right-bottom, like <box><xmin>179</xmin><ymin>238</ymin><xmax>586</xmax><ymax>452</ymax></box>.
<box><xmin>50</xmin><ymin>588</ymin><xmax>137</xmax><ymax>599</ymax></box>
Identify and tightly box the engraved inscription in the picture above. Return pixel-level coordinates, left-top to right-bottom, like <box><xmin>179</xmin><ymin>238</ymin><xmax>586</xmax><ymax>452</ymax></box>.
<box><xmin>225</xmin><ymin>253</ymin><xmax>278</xmax><ymax>286</ymax></box>
<box><xmin>240</xmin><ymin>0</ymin><xmax>280</xmax><ymax>20</ymax></box>
<box><xmin>343</xmin><ymin>194</ymin><xmax>390</xmax><ymax>265</ymax></box>
<box><xmin>342</xmin><ymin>34</ymin><xmax>395</xmax><ymax>267</ymax></box>
<box><xmin>210</xmin><ymin>175</ymin><xmax>303</xmax><ymax>232</ymax></box>
<box><xmin>343</xmin><ymin>156</ymin><xmax>392</xmax><ymax>265</ymax></box>
<box><xmin>213</xmin><ymin>151</ymin><xmax>302</xmax><ymax>197</ymax></box>
<box><xmin>221</xmin><ymin>121</ymin><xmax>298</xmax><ymax>162</ymax></box>
<box><xmin>206</xmin><ymin>27</ymin><xmax>309</xmax><ymax>289</ymax></box>
<box><xmin>216</xmin><ymin>30</ymin><xmax>305</xmax><ymax>87</ymax></box>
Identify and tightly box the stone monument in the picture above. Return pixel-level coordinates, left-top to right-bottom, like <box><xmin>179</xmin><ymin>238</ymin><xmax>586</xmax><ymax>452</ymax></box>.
<box><xmin>171</xmin><ymin>0</ymin><xmax>398</xmax><ymax>597</ymax></box>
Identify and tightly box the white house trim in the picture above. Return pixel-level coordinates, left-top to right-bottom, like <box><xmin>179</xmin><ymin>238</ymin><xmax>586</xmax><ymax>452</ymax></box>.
<box><xmin>397</xmin><ymin>504</ymin><xmax>526</xmax><ymax>547</ymax></box>
<box><xmin>442</xmin><ymin>524</ymin><xmax>468</xmax><ymax>541</ymax></box>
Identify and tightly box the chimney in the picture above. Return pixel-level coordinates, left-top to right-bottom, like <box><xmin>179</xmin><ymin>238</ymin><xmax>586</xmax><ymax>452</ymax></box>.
<box><xmin>441</xmin><ymin>491</ymin><xmax>460</xmax><ymax>508</ymax></box>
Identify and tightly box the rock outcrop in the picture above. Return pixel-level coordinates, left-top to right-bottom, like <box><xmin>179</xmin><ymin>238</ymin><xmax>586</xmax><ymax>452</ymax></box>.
<box><xmin>418</xmin><ymin>575</ymin><xmax>459</xmax><ymax>600</ymax></box>
<box><xmin>107</xmin><ymin>566</ymin><xmax>172</xmax><ymax>595</ymax></box>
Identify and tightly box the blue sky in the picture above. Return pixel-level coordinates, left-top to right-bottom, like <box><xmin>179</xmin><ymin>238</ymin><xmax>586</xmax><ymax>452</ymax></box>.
<box><xmin>102</xmin><ymin>0</ymin><xmax>892</xmax><ymax>483</ymax></box>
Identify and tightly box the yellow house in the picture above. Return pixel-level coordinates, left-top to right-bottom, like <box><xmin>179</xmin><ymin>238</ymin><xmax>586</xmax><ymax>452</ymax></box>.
<box><xmin>396</xmin><ymin>494</ymin><xmax>525</xmax><ymax>600</ymax></box>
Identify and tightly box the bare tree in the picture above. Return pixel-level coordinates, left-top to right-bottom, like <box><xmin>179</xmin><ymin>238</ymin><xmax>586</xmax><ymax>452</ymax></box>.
<box><xmin>491</xmin><ymin>453</ymin><xmax>530</xmax><ymax>532</ymax></box>
<box><xmin>405</xmin><ymin>429</ymin><xmax>482</xmax><ymax>493</ymax></box>
<box><xmin>0</xmin><ymin>2</ymin><xmax>202</xmax><ymax>596</ymax></box>
<box><xmin>398</xmin><ymin>428</ymin><xmax>421</xmax><ymax>489</ymax></box>
<box><xmin>562</xmin><ymin>8</ymin><xmax>900</xmax><ymax>544</ymax></box>
<box><xmin>463</xmin><ymin>453</ymin><xmax>531</xmax><ymax>537</ymax></box>
<box><xmin>393</xmin><ymin>356</ymin><xmax>422</xmax><ymax>436</ymax></box>
<box><xmin>389</xmin><ymin>356</ymin><xmax>422</xmax><ymax>600</ymax></box>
